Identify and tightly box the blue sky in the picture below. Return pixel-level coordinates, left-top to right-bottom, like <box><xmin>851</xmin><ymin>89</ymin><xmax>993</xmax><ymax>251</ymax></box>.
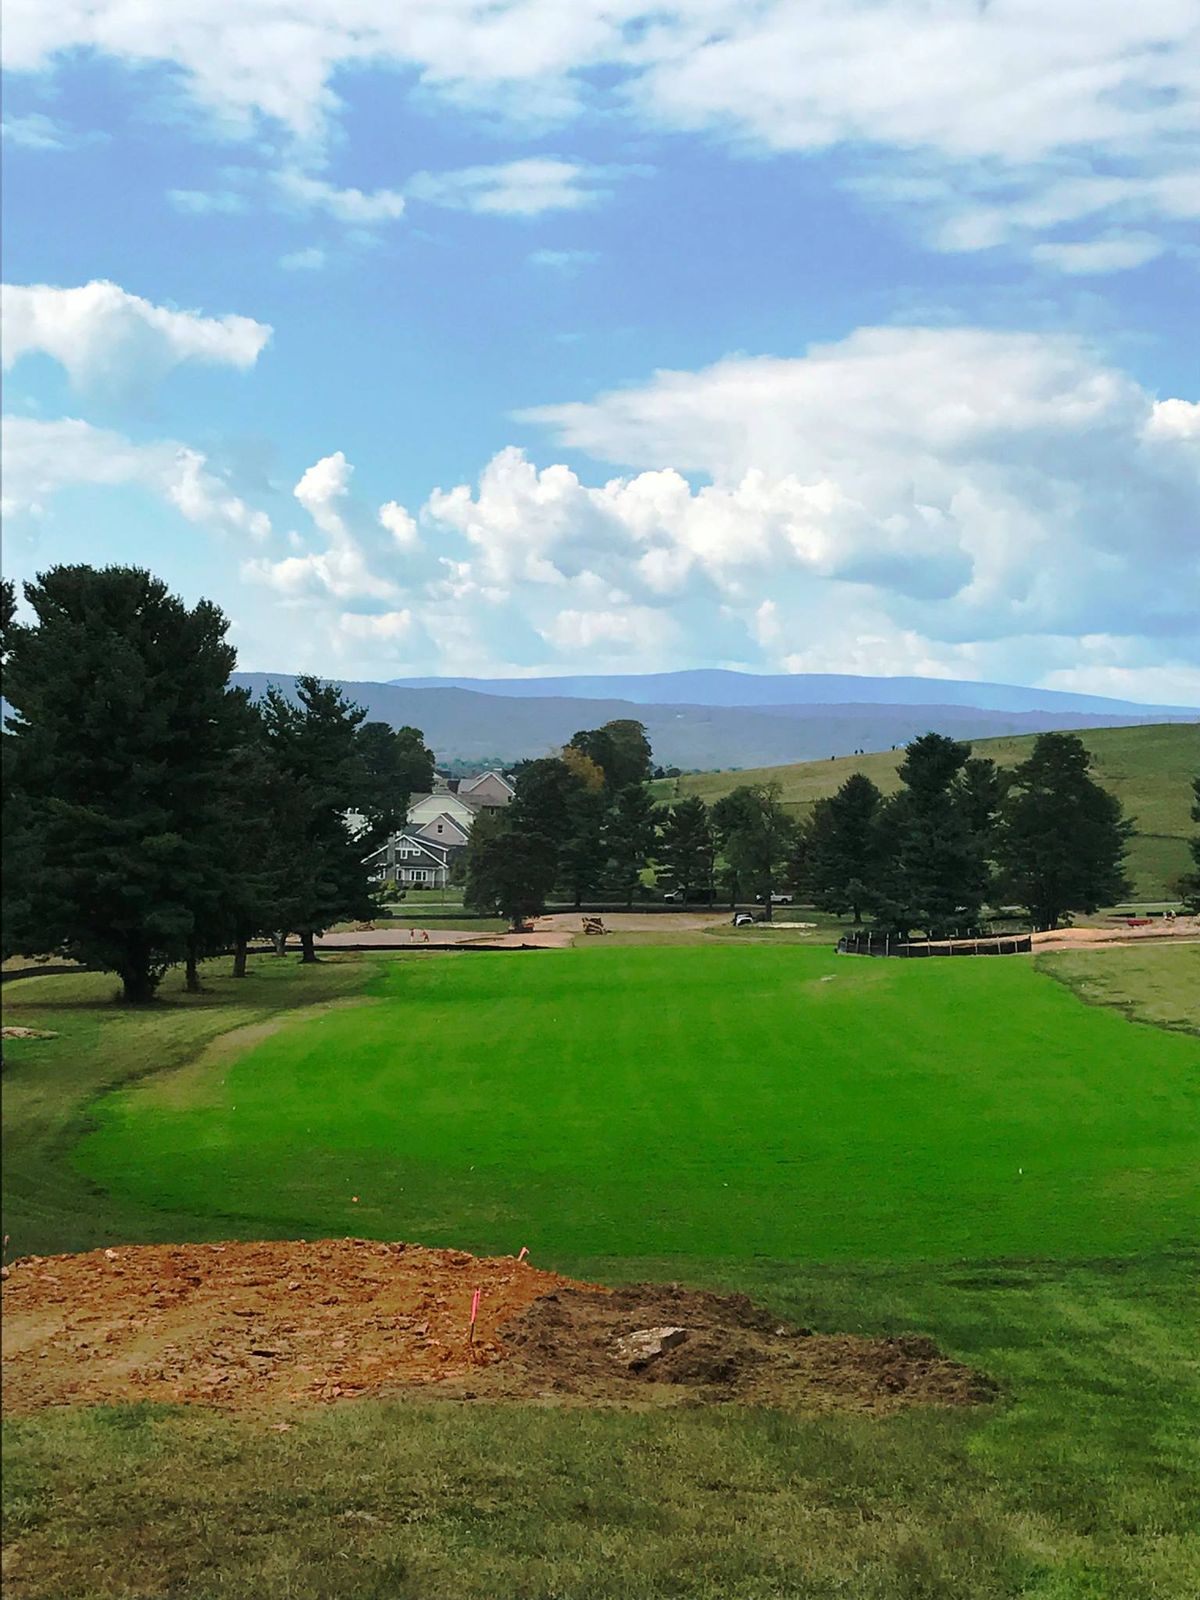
<box><xmin>2</xmin><ymin>3</ymin><xmax>1197</xmax><ymax>702</ymax></box>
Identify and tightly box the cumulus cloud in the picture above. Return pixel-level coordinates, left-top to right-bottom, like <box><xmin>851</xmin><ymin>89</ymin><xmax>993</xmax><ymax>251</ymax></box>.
<box><xmin>244</xmin><ymin>452</ymin><xmax>418</xmax><ymax>604</ymax></box>
<box><xmin>538</xmin><ymin>605</ymin><xmax>680</xmax><ymax>656</ymax></box>
<box><xmin>0</xmin><ymin>415</ymin><xmax>271</xmax><ymax>539</ymax></box>
<box><xmin>7</xmin><ymin>2</ymin><xmax>1196</xmax><ymax>261</ymax></box>
<box><xmin>521</xmin><ymin>325</ymin><xmax>1199</xmax><ymax>645</ymax></box>
<box><xmin>1</xmin><ymin>279</ymin><xmax>271</xmax><ymax>392</ymax></box>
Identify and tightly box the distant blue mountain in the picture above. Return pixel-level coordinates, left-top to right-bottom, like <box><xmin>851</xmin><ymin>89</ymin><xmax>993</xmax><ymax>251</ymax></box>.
<box><xmin>235</xmin><ymin>672</ymin><xmax>1198</xmax><ymax>770</ymax></box>
<box><xmin>388</xmin><ymin>668</ymin><xmax>1197</xmax><ymax>718</ymax></box>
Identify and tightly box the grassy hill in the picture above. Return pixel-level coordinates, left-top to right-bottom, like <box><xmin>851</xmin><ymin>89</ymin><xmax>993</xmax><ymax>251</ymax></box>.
<box><xmin>652</xmin><ymin>722</ymin><xmax>1200</xmax><ymax>901</ymax></box>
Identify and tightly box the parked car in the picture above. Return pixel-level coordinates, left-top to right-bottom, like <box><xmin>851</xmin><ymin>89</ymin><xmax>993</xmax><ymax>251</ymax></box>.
<box><xmin>662</xmin><ymin>889</ymin><xmax>683</xmax><ymax>902</ymax></box>
<box><xmin>754</xmin><ymin>891</ymin><xmax>794</xmax><ymax>905</ymax></box>
<box><xmin>732</xmin><ymin>912</ymin><xmax>757</xmax><ymax>927</ymax></box>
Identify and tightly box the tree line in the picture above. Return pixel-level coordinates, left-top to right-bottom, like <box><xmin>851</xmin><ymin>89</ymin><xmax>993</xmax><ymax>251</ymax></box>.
<box><xmin>2</xmin><ymin>566</ymin><xmax>434</xmax><ymax>1001</ymax></box>
<box><xmin>3</xmin><ymin>565</ymin><xmax>1193</xmax><ymax>994</ymax></box>
<box><xmin>470</xmin><ymin>726</ymin><xmax>1160</xmax><ymax>935</ymax></box>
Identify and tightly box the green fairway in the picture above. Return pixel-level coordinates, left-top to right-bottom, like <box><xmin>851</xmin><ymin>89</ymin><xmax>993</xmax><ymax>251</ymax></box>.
<box><xmin>73</xmin><ymin>945</ymin><xmax>1199</xmax><ymax>1263</ymax></box>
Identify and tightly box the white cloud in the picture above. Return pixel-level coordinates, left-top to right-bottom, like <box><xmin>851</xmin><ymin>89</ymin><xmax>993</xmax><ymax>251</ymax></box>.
<box><xmin>379</xmin><ymin>500</ymin><xmax>419</xmax><ymax>549</ymax></box>
<box><xmin>279</xmin><ymin>246</ymin><xmax>326</xmax><ymax>270</ymax></box>
<box><xmin>338</xmin><ymin>609</ymin><xmax>415</xmax><ymax>643</ymax></box>
<box><xmin>1</xmin><ymin>279</ymin><xmax>271</xmax><ymax>392</ymax></box>
<box><xmin>7</xmin><ymin>2</ymin><xmax>1196</xmax><ymax>260</ymax></box>
<box><xmin>538</xmin><ymin>606</ymin><xmax>679</xmax><ymax>655</ymax></box>
<box><xmin>407</xmin><ymin>159</ymin><xmax>611</xmax><ymax>216</ymax></box>
<box><xmin>275</xmin><ymin>170</ymin><xmax>406</xmax><ymax>223</ymax></box>
<box><xmin>0</xmin><ymin>415</ymin><xmax>271</xmax><ymax>539</ymax></box>
<box><xmin>244</xmin><ymin>451</ymin><xmax>404</xmax><ymax>603</ymax></box>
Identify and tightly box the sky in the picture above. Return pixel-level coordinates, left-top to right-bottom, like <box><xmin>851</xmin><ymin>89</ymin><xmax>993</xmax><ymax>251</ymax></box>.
<box><xmin>1</xmin><ymin>1</ymin><xmax>1198</xmax><ymax>704</ymax></box>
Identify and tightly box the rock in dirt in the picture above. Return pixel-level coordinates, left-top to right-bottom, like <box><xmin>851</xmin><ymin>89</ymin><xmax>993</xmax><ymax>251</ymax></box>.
<box><xmin>613</xmin><ymin>1326</ymin><xmax>689</xmax><ymax>1366</ymax></box>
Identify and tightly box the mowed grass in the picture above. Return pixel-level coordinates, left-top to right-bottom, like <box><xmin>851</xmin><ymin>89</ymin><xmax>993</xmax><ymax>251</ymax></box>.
<box><xmin>651</xmin><ymin>722</ymin><xmax>1200</xmax><ymax>901</ymax></box>
<box><xmin>71</xmin><ymin>944</ymin><xmax>1200</xmax><ymax>1263</ymax></box>
<box><xmin>4</xmin><ymin>944</ymin><xmax>1199</xmax><ymax>1599</ymax></box>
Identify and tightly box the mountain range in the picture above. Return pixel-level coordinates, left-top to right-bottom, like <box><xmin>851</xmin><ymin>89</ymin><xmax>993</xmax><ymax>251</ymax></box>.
<box><xmin>233</xmin><ymin>670</ymin><xmax>1197</xmax><ymax>771</ymax></box>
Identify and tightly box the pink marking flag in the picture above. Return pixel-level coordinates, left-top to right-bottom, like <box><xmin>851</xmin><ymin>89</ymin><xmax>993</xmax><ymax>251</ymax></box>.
<box><xmin>516</xmin><ymin>1246</ymin><xmax>529</xmax><ymax>1263</ymax></box>
<box><xmin>469</xmin><ymin>1288</ymin><xmax>481</xmax><ymax>1343</ymax></box>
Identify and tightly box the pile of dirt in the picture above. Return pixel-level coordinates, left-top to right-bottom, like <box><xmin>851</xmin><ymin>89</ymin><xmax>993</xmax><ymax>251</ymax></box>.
<box><xmin>493</xmin><ymin>1282</ymin><xmax>996</xmax><ymax>1413</ymax></box>
<box><xmin>1</xmin><ymin>1240</ymin><xmax>995</xmax><ymax>1417</ymax></box>
<box><xmin>1</xmin><ymin>1239</ymin><xmax>579</xmax><ymax>1414</ymax></box>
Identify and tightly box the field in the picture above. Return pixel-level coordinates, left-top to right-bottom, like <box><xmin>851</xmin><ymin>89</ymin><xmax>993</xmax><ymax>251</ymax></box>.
<box><xmin>3</xmin><ymin>939</ymin><xmax>1199</xmax><ymax>1597</ymax></box>
<box><xmin>651</xmin><ymin>722</ymin><xmax>1200</xmax><ymax>901</ymax></box>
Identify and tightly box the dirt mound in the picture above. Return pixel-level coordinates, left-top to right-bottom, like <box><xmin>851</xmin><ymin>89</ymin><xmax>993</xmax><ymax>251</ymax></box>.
<box><xmin>493</xmin><ymin>1283</ymin><xmax>995</xmax><ymax>1412</ymax></box>
<box><xmin>1</xmin><ymin>1242</ymin><xmax>994</xmax><ymax>1417</ymax></box>
<box><xmin>1</xmin><ymin>1239</ymin><xmax>580</xmax><ymax>1415</ymax></box>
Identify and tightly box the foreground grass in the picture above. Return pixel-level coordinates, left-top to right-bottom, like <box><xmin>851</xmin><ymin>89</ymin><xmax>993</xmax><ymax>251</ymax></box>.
<box><xmin>5</xmin><ymin>1253</ymin><xmax>1197</xmax><ymax>1599</ymax></box>
<box><xmin>70</xmin><ymin>945</ymin><xmax>1200</xmax><ymax>1263</ymax></box>
<box><xmin>4</xmin><ymin>944</ymin><xmax>1198</xmax><ymax>1597</ymax></box>
<box><xmin>651</xmin><ymin>723</ymin><xmax>1200</xmax><ymax>901</ymax></box>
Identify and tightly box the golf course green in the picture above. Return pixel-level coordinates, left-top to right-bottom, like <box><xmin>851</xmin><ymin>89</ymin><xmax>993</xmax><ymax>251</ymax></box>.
<box><xmin>75</xmin><ymin>944</ymin><xmax>1199</xmax><ymax>1262</ymax></box>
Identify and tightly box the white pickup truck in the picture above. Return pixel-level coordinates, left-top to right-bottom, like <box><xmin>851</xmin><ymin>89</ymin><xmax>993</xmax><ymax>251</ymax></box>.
<box><xmin>754</xmin><ymin>891</ymin><xmax>794</xmax><ymax>905</ymax></box>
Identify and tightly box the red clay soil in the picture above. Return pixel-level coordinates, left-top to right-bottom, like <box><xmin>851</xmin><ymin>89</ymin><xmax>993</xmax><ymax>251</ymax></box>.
<box><xmin>1</xmin><ymin>1240</ymin><xmax>995</xmax><ymax>1417</ymax></box>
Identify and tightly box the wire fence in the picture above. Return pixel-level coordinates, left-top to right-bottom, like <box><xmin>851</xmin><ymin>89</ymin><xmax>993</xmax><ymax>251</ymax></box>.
<box><xmin>836</xmin><ymin>932</ymin><xmax>1032</xmax><ymax>958</ymax></box>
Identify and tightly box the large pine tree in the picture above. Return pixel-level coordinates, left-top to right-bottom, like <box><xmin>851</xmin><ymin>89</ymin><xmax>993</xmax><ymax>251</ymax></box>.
<box><xmin>2</xmin><ymin>566</ymin><xmax>240</xmax><ymax>1001</ymax></box>
<box><xmin>260</xmin><ymin>676</ymin><xmax>373</xmax><ymax>961</ymax></box>
<box><xmin>1182</xmin><ymin>775</ymin><xmax>1200</xmax><ymax>913</ymax></box>
<box><xmin>997</xmin><ymin>732</ymin><xmax>1131</xmax><ymax>927</ymax></box>
<box><xmin>657</xmin><ymin>795</ymin><xmax>714</xmax><ymax>906</ymax></box>
<box><xmin>801</xmin><ymin>773</ymin><xmax>884</xmax><ymax>922</ymax></box>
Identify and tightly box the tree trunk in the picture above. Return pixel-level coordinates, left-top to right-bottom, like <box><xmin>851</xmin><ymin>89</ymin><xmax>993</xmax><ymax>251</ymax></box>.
<box><xmin>232</xmin><ymin>932</ymin><xmax>248</xmax><ymax>979</ymax></box>
<box><xmin>118</xmin><ymin>958</ymin><xmax>157</xmax><ymax>1005</ymax></box>
<box><xmin>185</xmin><ymin>933</ymin><xmax>202</xmax><ymax>993</ymax></box>
<box><xmin>272</xmin><ymin>931</ymin><xmax>287</xmax><ymax>958</ymax></box>
<box><xmin>299</xmin><ymin>928</ymin><xmax>319</xmax><ymax>964</ymax></box>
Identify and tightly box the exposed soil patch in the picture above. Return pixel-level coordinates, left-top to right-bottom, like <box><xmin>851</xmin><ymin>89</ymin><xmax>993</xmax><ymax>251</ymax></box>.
<box><xmin>2</xmin><ymin>1241</ymin><xmax>994</xmax><ymax>1417</ymax></box>
<box><xmin>492</xmin><ymin>1282</ymin><xmax>996</xmax><ymax>1412</ymax></box>
<box><xmin>1032</xmin><ymin>918</ymin><xmax>1199</xmax><ymax>950</ymax></box>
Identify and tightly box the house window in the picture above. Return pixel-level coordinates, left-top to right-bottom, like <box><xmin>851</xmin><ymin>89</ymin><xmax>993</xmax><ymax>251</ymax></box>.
<box><xmin>410</xmin><ymin>868</ymin><xmax>429</xmax><ymax>883</ymax></box>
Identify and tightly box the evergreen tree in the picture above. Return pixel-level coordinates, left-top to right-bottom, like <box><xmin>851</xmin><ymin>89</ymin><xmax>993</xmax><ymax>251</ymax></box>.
<box><xmin>883</xmin><ymin>733</ymin><xmax>990</xmax><ymax>936</ymax></box>
<box><xmin>1180</xmin><ymin>775</ymin><xmax>1200</xmax><ymax>913</ymax></box>
<box><xmin>355</xmin><ymin>721</ymin><xmax>435</xmax><ymax>855</ymax></box>
<box><xmin>2</xmin><ymin>565</ymin><xmax>239</xmax><ymax>1001</ymax></box>
<box><xmin>657</xmin><ymin>795</ymin><xmax>714</xmax><ymax>906</ymax></box>
<box><xmin>463</xmin><ymin>809</ymin><xmax>557</xmax><ymax>928</ymax></box>
<box><xmin>605</xmin><ymin>782</ymin><xmax>658</xmax><ymax>907</ymax></box>
<box><xmin>559</xmin><ymin>782</ymin><xmax>609</xmax><ymax>907</ymax></box>
<box><xmin>997</xmin><ymin>732</ymin><xmax>1131</xmax><ymax>928</ymax></box>
<box><xmin>261</xmin><ymin>676</ymin><xmax>373</xmax><ymax>961</ymax></box>
<box><xmin>801</xmin><ymin>773</ymin><xmax>883</xmax><ymax>922</ymax></box>
<box><xmin>711</xmin><ymin>784</ymin><xmax>796</xmax><ymax>919</ymax></box>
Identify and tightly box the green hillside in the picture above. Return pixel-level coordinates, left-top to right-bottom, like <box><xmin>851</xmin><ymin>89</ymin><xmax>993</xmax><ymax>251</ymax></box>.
<box><xmin>652</xmin><ymin>722</ymin><xmax>1199</xmax><ymax>901</ymax></box>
